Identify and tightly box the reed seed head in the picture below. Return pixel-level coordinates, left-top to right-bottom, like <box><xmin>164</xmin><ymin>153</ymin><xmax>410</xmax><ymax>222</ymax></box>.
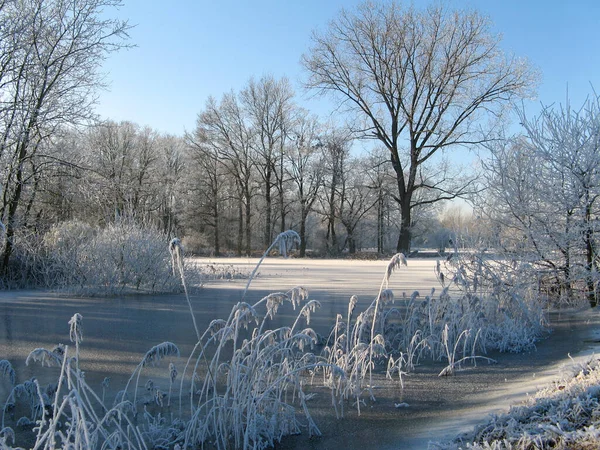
<box><xmin>69</xmin><ymin>313</ymin><xmax>83</xmax><ymax>344</ymax></box>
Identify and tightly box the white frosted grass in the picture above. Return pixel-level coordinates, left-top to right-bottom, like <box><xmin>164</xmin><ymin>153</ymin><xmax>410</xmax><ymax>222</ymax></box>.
<box><xmin>169</xmin><ymin>237</ymin><xmax>201</xmax><ymax>341</ymax></box>
<box><xmin>242</xmin><ymin>230</ymin><xmax>301</xmax><ymax>300</ymax></box>
<box><xmin>434</xmin><ymin>357</ymin><xmax>600</xmax><ymax>449</ymax></box>
<box><xmin>124</xmin><ymin>341</ymin><xmax>181</xmax><ymax>410</ymax></box>
<box><xmin>177</xmin><ymin>286</ymin><xmax>340</xmax><ymax>449</ymax></box>
<box><xmin>0</xmin><ymin>361</ymin><xmax>15</xmax><ymax>386</ymax></box>
<box><xmin>25</xmin><ymin>349</ymin><xmax>62</xmax><ymax>368</ymax></box>
<box><xmin>8</xmin><ymin>335</ymin><xmax>147</xmax><ymax>449</ymax></box>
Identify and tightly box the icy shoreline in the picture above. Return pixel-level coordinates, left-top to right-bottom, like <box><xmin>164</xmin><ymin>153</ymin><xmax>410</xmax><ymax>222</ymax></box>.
<box><xmin>276</xmin><ymin>307</ymin><xmax>600</xmax><ymax>449</ymax></box>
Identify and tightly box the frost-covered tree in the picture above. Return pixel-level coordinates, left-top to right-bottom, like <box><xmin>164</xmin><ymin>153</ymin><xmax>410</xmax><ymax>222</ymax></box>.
<box><xmin>185</xmin><ymin>122</ymin><xmax>233</xmax><ymax>255</ymax></box>
<box><xmin>0</xmin><ymin>0</ymin><xmax>130</xmax><ymax>273</ymax></box>
<box><xmin>364</xmin><ymin>147</ymin><xmax>397</xmax><ymax>253</ymax></box>
<box><xmin>303</xmin><ymin>1</ymin><xmax>536</xmax><ymax>253</ymax></box>
<box><xmin>194</xmin><ymin>94</ymin><xmax>257</xmax><ymax>256</ymax></box>
<box><xmin>482</xmin><ymin>94</ymin><xmax>600</xmax><ymax>306</ymax></box>
<box><xmin>318</xmin><ymin>129</ymin><xmax>352</xmax><ymax>255</ymax></box>
<box><xmin>155</xmin><ymin>134</ymin><xmax>185</xmax><ymax>236</ymax></box>
<box><xmin>286</xmin><ymin>112</ymin><xmax>323</xmax><ymax>257</ymax></box>
<box><xmin>522</xmin><ymin>96</ymin><xmax>600</xmax><ymax>306</ymax></box>
<box><xmin>337</xmin><ymin>157</ymin><xmax>376</xmax><ymax>254</ymax></box>
<box><xmin>241</xmin><ymin>75</ymin><xmax>295</xmax><ymax>247</ymax></box>
<box><xmin>81</xmin><ymin>121</ymin><xmax>161</xmax><ymax>222</ymax></box>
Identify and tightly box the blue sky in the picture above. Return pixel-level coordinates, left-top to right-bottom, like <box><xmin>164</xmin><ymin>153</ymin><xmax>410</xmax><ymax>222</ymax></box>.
<box><xmin>95</xmin><ymin>0</ymin><xmax>600</xmax><ymax>136</ymax></box>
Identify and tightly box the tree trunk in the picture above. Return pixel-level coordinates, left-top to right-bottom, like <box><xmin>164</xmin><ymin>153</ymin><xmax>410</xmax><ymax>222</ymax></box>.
<box><xmin>377</xmin><ymin>191</ymin><xmax>384</xmax><ymax>254</ymax></box>
<box><xmin>264</xmin><ymin>169</ymin><xmax>272</xmax><ymax>247</ymax></box>
<box><xmin>280</xmin><ymin>202</ymin><xmax>286</xmax><ymax>232</ymax></box>
<box><xmin>299</xmin><ymin>207</ymin><xmax>308</xmax><ymax>257</ymax></box>
<box><xmin>278</xmin><ymin>153</ymin><xmax>286</xmax><ymax>233</ymax></box>
<box><xmin>347</xmin><ymin>231</ymin><xmax>356</xmax><ymax>254</ymax></box>
<box><xmin>326</xmin><ymin>179</ymin><xmax>337</xmax><ymax>255</ymax></box>
<box><xmin>389</xmin><ymin>145</ymin><xmax>412</xmax><ymax>254</ymax></box>
<box><xmin>2</xmin><ymin>185</ymin><xmax>22</xmax><ymax>274</ymax></box>
<box><xmin>22</xmin><ymin>168</ymin><xmax>40</xmax><ymax>229</ymax></box>
<box><xmin>326</xmin><ymin>218</ymin><xmax>337</xmax><ymax>255</ymax></box>
<box><xmin>244</xmin><ymin>188</ymin><xmax>252</xmax><ymax>256</ymax></box>
<box><xmin>564</xmin><ymin>211</ymin><xmax>574</xmax><ymax>300</ymax></box>
<box><xmin>213</xmin><ymin>203</ymin><xmax>220</xmax><ymax>257</ymax></box>
<box><xmin>585</xmin><ymin>195</ymin><xmax>597</xmax><ymax>307</ymax></box>
<box><xmin>1</xmin><ymin>139</ymin><xmax>30</xmax><ymax>274</ymax></box>
<box><xmin>236</xmin><ymin>197</ymin><xmax>243</xmax><ymax>257</ymax></box>
<box><xmin>396</xmin><ymin>196</ymin><xmax>412</xmax><ymax>254</ymax></box>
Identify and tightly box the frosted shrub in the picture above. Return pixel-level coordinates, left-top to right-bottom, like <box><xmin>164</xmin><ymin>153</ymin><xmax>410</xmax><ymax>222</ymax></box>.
<box><xmin>1</xmin><ymin>220</ymin><xmax>191</xmax><ymax>294</ymax></box>
<box><xmin>0</xmin><ymin>227</ymin><xmax>49</xmax><ymax>288</ymax></box>
<box><xmin>82</xmin><ymin>222</ymin><xmax>172</xmax><ymax>294</ymax></box>
<box><xmin>41</xmin><ymin>220</ymin><xmax>95</xmax><ymax>286</ymax></box>
<box><xmin>42</xmin><ymin>220</ymin><xmax>186</xmax><ymax>295</ymax></box>
<box><xmin>0</xmin><ymin>222</ymin><xmax>90</xmax><ymax>288</ymax></box>
<box><xmin>438</xmin><ymin>251</ymin><xmax>548</xmax><ymax>352</ymax></box>
<box><xmin>190</xmin><ymin>262</ymin><xmax>253</xmax><ymax>281</ymax></box>
<box><xmin>435</xmin><ymin>357</ymin><xmax>600</xmax><ymax>449</ymax></box>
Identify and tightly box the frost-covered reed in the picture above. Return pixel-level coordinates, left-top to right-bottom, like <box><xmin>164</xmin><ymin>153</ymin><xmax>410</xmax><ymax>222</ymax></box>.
<box><xmin>3</xmin><ymin>314</ymin><xmax>147</xmax><ymax>450</ymax></box>
<box><xmin>321</xmin><ymin>249</ymin><xmax>547</xmax><ymax>406</ymax></box>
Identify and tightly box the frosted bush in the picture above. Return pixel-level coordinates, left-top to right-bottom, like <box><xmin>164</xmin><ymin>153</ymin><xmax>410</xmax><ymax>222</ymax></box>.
<box><xmin>434</xmin><ymin>358</ymin><xmax>600</xmax><ymax>449</ymax></box>
<box><xmin>80</xmin><ymin>221</ymin><xmax>179</xmax><ymax>295</ymax></box>
<box><xmin>41</xmin><ymin>220</ymin><xmax>95</xmax><ymax>285</ymax></box>
<box><xmin>190</xmin><ymin>261</ymin><xmax>252</xmax><ymax>280</ymax></box>
<box><xmin>42</xmin><ymin>220</ymin><xmax>192</xmax><ymax>295</ymax></box>
<box><xmin>1</xmin><ymin>220</ymin><xmax>197</xmax><ymax>294</ymax></box>
<box><xmin>0</xmin><ymin>227</ymin><xmax>49</xmax><ymax>288</ymax></box>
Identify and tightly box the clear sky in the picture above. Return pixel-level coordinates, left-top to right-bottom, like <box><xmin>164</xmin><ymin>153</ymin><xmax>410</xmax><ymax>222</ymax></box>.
<box><xmin>95</xmin><ymin>0</ymin><xmax>600</xmax><ymax>136</ymax></box>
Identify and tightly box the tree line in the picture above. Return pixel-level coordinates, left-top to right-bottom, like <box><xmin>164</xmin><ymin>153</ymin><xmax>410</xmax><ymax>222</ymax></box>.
<box><xmin>15</xmin><ymin>98</ymin><xmax>407</xmax><ymax>259</ymax></box>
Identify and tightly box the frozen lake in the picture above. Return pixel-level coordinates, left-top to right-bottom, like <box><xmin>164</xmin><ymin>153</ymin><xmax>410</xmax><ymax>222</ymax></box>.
<box><xmin>0</xmin><ymin>257</ymin><xmax>598</xmax><ymax>449</ymax></box>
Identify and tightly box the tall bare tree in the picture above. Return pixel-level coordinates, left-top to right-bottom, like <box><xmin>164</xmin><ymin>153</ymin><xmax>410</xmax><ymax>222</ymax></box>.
<box><xmin>185</xmin><ymin>125</ymin><xmax>232</xmax><ymax>256</ymax></box>
<box><xmin>337</xmin><ymin>157</ymin><xmax>376</xmax><ymax>254</ymax></box>
<box><xmin>286</xmin><ymin>112</ymin><xmax>323</xmax><ymax>257</ymax></box>
<box><xmin>196</xmin><ymin>94</ymin><xmax>256</xmax><ymax>256</ymax></box>
<box><xmin>82</xmin><ymin>121</ymin><xmax>161</xmax><ymax>222</ymax></box>
<box><xmin>155</xmin><ymin>134</ymin><xmax>185</xmax><ymax>236</ymax></box>
<box><xmin>319</xmin><ymin>129</ymin><xmax>351</xmax><ymax>255</ymax></box>
<box><xmin>365</xmin><ymin>146</ymin><xmax>395</xmax><ymax>254</ymax></box>
<box><xmin>302</xmin><ymin>1</ymin><xmax>536</xmax><ymax>252</ymax></box>
<box><xmin>241</xmin><ymin>75</ymin><xmax>294</xmax><ymax>247</ymax></box>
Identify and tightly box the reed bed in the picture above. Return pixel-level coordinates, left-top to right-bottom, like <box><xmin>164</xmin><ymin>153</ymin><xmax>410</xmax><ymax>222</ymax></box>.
<box><xmin>0</xmin><ymin>232</ymin><xmax>550</xmax><ymax>449</ymax></box>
